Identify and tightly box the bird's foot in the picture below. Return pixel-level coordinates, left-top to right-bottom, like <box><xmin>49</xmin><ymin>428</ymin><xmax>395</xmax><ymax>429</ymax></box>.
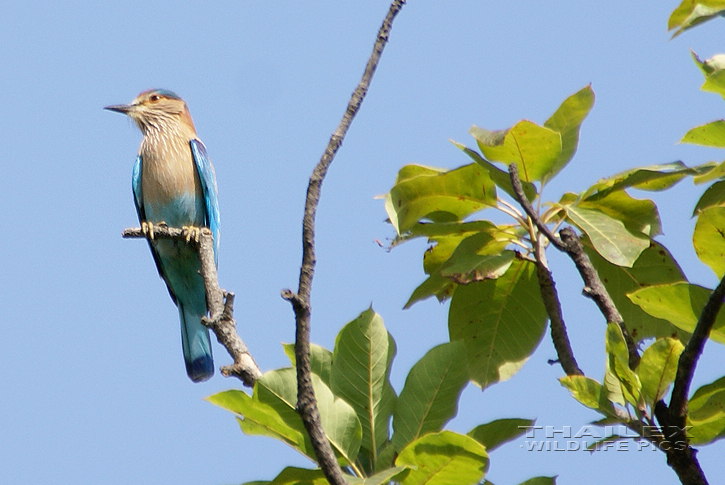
<box><xmin>141</xmin><ymin>221</ymin><xmax>167</xmax><ymax>240</ymax></box>
<box><xmin>182</xmin><ymin>225</ymin><xmax>202</xmax><ymax>244</ymax></box>
<box><xmin>141</xmin><ymin>221</ymin><xmax>155</xmax><ymax>240</ymax></box>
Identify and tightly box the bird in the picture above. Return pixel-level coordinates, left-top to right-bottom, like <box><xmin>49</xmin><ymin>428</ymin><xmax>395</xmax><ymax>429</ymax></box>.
<box><xmin>106</xmin><ymin>89</ymin><xmax>220</xmax><ymax>382</ymax></box>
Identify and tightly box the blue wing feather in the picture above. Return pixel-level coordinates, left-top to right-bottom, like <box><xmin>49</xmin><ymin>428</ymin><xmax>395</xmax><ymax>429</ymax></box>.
<box><xmin>131</xmin><ymin>154</ymin><xmax>176</xmax><ymax>303</ymax></box>
<box><xmin>190</xmin><ymin>139</ymin><xmax>220</xmax><ymax>266</ymax></box>
<box><xmin>131</xmin><ymin>155</ymin><xmax>144</xmax><ymax>221</ymax></box>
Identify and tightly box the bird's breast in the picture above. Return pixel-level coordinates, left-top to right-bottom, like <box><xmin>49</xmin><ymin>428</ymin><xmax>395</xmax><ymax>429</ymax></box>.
<box><xmin>140</xmin><ymin>136</ymin><xmax>204</xmax><ymax>228</ymax></box>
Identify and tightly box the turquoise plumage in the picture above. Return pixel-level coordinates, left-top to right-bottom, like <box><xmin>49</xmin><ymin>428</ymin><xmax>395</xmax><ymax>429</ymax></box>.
<box><xmin>107</xmin><ymin>89</ymin><xmax>220</xmax><ymax>382</ymax></box>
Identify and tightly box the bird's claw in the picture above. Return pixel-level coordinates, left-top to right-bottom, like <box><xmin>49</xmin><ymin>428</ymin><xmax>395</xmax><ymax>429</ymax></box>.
<box><xmin>141</xmin><ymin>221</ymin><xmax>155</xmax><ymax>240</ymax></box>
<box><xmin>182</xmin><ymin>225</ymin><xmax>202</xmax><ymax>244</ymax></box>
<box><xmin>141</xmin><ymin>221</ymin><xmax>167</xmax><ymax>241</ymax></box>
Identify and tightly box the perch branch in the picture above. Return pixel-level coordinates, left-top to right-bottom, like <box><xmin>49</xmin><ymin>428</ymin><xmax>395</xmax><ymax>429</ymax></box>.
<box><xmin>280</xmin><ymin>2</ymin><xmax>405</xmax><ymax>484</ymax></box>
<box><xmin>123</xmin><ymin>226</ymin><xmax>262</xmax><ymax>387</ymax></box>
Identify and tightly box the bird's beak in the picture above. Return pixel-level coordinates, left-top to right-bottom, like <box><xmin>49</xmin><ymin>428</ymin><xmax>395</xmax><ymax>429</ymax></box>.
<box><xmin>104</xmin><ymin>103</ymin><xmax>134</xmax><ymax>114</ymax></box>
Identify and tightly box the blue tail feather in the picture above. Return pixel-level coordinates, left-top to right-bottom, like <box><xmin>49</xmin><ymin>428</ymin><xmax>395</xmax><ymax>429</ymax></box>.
<box><xmin>179</xmin><ymin>304</ymin><xmax>214</xmax><ymax>382</ymax></box>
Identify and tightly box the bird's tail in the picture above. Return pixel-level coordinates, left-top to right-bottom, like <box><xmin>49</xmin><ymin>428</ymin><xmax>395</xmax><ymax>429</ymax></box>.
<box><xmin>178</xmin><ymin>304</ymin><xmax>214</xmax><ymax>382</ymax></box>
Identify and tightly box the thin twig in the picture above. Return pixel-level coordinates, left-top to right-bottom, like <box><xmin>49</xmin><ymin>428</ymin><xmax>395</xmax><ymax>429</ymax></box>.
<box><xmin>280</xmin><ymin>2</ymin><xmax>405</xmax><ymax>484</ymax></box>
<box><xmin>123</xmin><ymin>226</ymin><xmax>262</xmax><ymax>387</ymax></box>
<box><xmin>508</xmin><ymin>164</ymin><xmax>567</xmax><ymax>251</ymax></box>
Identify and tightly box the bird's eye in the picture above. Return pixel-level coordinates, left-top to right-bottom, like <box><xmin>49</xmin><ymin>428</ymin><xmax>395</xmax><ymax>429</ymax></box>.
<box><xmin>149</xmin><ymin>95</ymin><xmax>161</xmax><ymax>102</ymax></box>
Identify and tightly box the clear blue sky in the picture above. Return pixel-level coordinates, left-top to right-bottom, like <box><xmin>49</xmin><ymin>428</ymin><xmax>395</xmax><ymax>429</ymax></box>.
<box><xmin>2</xmin><ymin>2</ymin><xmax>724</xmax><ymax>484</ymax></box>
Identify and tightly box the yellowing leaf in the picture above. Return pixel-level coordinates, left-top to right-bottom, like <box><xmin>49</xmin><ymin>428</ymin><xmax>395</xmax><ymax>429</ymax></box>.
<box><xmin>471</xmin><ymin>121</ymin><xmax>562</xmax><ymax>183</ymax></box>
<box><xmin>693</xmin><ymin>207</ymin><xmax>725</xmax><ymax>278</ymax></box>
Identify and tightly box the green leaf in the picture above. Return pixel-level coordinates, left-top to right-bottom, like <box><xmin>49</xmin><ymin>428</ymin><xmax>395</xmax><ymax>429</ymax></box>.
<box><xmin>261</xmin><ymin>369</ymin><xmax>362</xmax><ymax>465</ymax></box>
<box><xmin>264</xmin><ymin>467</ymin><xmax>411</xmax><ymax>485</ymax></box>
<box><xmin>682</xmin><ymin>120</ymin><xmax>725</xmax><ymax>147</ymax></box>
<box><xmin>331</xmin><ymin>308</ymin><xmax>396</xmax><ymax>468</ymax></box>
<box><xmin>629</xmin><ymin>282</ymin><xmax>725</xmax><ymax>345</ymax></box>
<box><xmin>692</xmin><ymin>161</ymin><xmax>725</xmax><ymax>185</ymax></box>
<box><xmin>395</xmin><ymin>431</ymin><xmax>488</xmax><ymax>485</ymax></box>
<box><xmin>268</xmin><ymin>467</ymin><xmax>328</xmax><ymax>485</ymax></box>
<box><xmin>404</xmin><ymin>274</ymin><xmax>456</xmax><ymax>308</ymax></box>
<box><xmin>585</xmin><ymin>435</ymin><xmax>629</xmax><ymax>452</ymax></box>
<box><xmin>438</xmin><ymin>232</ymin><xmax>514</xmax><ymax>283</ymax></box>
<box><xmin>386</xmin><ymin>163</ymin><xmax>496</xmax><ymax>234</ymax></box>
<box><xmin>694</xmin><ymin>180</ymin><xmax>725</xmax><ymax>215</ymax></box>
<box><xmin>406</xmin><ymin>220</ymin><xmax>500</xmax><ymax>239</ymax></box>
<box><xmin>207</xmin><ymin>384</ymin><xmax>314</xmax><ymax>460</ymax></box>
<box><xmin>636</xmin><ymin>338</ymin><xmax>685</xmax><ymax>407</ymax></box>
<box><xmin>694</xmin><ymin>207</ymin><xmax>725</xmax><ymax>278</ymax></box>
<box><xmin>209</xmin><ymin>369</ymin><xmax>362</xmax><ymax>466</ymax></box>
<box><xmin>559</xmin><ymin>375</ymin><xmax>602</xmax><ymax>409</ymax></box>
<box><xmin>404</xmin><ymin>226</ymin><xmax>515</xmax><ymax>308</ymax></box>
<box><xmin>517</xmin><ymin>478</ymin><xmax>557</xmax><ymax>485</ymax></box>
<box><xmin>579</xmin><ymin>190</ymin><xmax>661</xmax><ymax>238</ymax></box>
<box><xmin>583</xmin><ymin>162</ymin><xmax>696</xmax><ymax>196</ymax></box>
<box><xmin>348</xmin><ymin>467</ymin><xmax>411</xmax><ymax>485</ymax></box>
<box><xmin>467</xmin><ymin>418</ymin><xmax>535</xmax><ymax>452</ymax></box>
<box><xmin>543</xmin><ymin>85</ymin><xmax>595</xmax><ymax>180</ymax></box>
<box><xmin>559</xmin><ymin>376</ymin><xmax>616</xmax><ymax>416</ymax></box>
<box><xmin>668</xmin><ymin>1</ymin><xmax>725</xmax><ymax>37</ymax></box>
<box><xmin>391</xmin><ymin>341</ymin><xmax>470</xmax><ymax>453</ymax></box>
<box><xmin>452</xmin><ymin>141</ymin><xmax>537</xmax><ymax>201</ymax></box>
<box><xmin>584</xmin><ymin>240</ymin><xmax>688</xmax><ymax>341</ymax></box>
<box><xmin>374</xmin><ymin>440</ymin><xmax>397</xmax><ymax>473</ymax></box>
<box><xmin>687</xmin><ymin>375</ymin><xmax>725</xmax><ymax>445</ymax></box>
<box><xmin>564</xmin><ymin>206</ymin><xmax>649</xmax><ymax>267</ymax></box>
<box><xmin>692</xmin><ymin>51</ymin><xmax>725</xmax><ymax>98</ymax></box>
<box><xmin>283</xmin><ymin>343</ymin><xmax>333</xmax><ymax>387</ymax></box>
<box><xmin>449</xmin><ymin>259</ymin><xmax>548</xmax><ymax>390</ymax></box>
<box><xmin>471</xmin><ymin>121</ymin><xmax>562</xmax><ymax>183</ymax></box>
<box><xmin>605</xmin><ymin>323</ymin><xmax>643</xmax><ymax>410</ymax></box>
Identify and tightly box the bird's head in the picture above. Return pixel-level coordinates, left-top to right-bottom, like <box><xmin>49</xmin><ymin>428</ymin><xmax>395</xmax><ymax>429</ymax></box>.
<box><xmin>105</xmin><ymin>89</ymin><xmax>196</xmax><ymax>135</ymax></box>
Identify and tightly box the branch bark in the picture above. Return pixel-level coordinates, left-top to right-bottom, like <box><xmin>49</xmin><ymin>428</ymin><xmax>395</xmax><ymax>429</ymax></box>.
<box><xmin>123</xmin><ymin>225</ymin><xmax>262</xmax><ymax>387</ymax></box>
<box><xmin>670</xmin><ymin>273</ymin><xmax>725</xmax><ymax>419</ymax></box>
<box><xmin>653</xmin><ymin>273</ymin><xmax>725</xmax><ymax>485</ymax></box>
<box><xmin>280</xmin><ymin>2</ymin><xmax>405</xmax><ymax>484</ymax></box>
<box><xmin>507</xmin><ymin>163</ymin><xmax>640</xmax><ymax>369</ymax></box>
<box><xmin>530</xmin><ymin>246</ymin><xmax>583</xmax><ymax>376</ymax></box>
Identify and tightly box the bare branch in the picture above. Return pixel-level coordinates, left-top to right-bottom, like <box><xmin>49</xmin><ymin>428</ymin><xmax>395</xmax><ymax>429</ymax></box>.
<box><xmin>530</xmin><ymin>248</ymin><xmax>583</xmax><ymax>376</ymax></box>
<box><xmin>280</xmin><ymin>2</ymin><xmax>406</xmax><ymax>484</ymax></box>
<box><xmin>123</xmin><ymin>226</ymin><xmax>262</xmax><ymax>387</ymax></box>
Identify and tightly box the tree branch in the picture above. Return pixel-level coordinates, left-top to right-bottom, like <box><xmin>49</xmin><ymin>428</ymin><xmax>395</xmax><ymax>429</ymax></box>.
<box><xmin>507</xmin><ymin>163</ymin><xmax>640</xmax><ymax>369</ymax></box>
<box><xmin>670</xmin><ymin>273</ymin><xmax>725</xmax><ymax>419</ymax></box>
<box><xmin>123</xmin><ymin>225</ymin><xmax>262</xmax><ymax>387</ymax></box>
<box><xmin>557</xmin><ymin>228</ymin><xmax>640</xmax><ymax>369</ymax></box>
<box><xmin>530</xmin><ymin>247</ymin><xmax>584</xmax><ymax>376</ymax></box>
<box><xmin>280</xmin><ymin>2</ymin><xmax>405</xmax><ymax>484</ymax></box>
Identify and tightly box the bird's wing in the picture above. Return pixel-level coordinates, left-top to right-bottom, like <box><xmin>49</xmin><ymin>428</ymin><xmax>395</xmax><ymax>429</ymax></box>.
<box><xmin>132</xmin><ymin>155</ymin><xmax>176</xmax><ymax>302</ymax></box>
<box><xmin>131</xmin><ymin>155</ymin><xmax>144</xmax><ymax>221</ymax></box>
<box><xmin>190</xmin><ymin>139</ymin><xmax>220</xmax><ymax>266</ymax></box>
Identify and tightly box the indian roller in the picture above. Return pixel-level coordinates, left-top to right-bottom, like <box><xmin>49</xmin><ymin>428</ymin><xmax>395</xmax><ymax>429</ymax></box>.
<box><xmin>106</xmin><ymin>89</ymin><xmax>220</xmax><ymax>382</ymax></box>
